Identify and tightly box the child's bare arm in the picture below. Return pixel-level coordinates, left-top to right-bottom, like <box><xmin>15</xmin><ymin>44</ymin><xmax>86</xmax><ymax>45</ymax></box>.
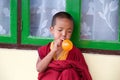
<box><xmin>36</xmin><ymin>39</ymin><xmax>62</xmax><ymax>73</ymax></box>
<box><xmin>36</xmin><ymin>50</ymin><xmax>56</xmax><ymax>73</ymax></box>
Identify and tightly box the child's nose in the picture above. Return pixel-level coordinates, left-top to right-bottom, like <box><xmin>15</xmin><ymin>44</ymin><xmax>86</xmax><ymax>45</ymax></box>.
<box><xmin>62</xmin><ymin>31</ymin><xmax>67</xmax><ymax>37</ymax></box>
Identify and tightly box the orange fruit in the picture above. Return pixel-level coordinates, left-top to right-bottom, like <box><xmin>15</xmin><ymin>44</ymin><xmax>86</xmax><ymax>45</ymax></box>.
<box><xmin>62</xmin><ymin>39</ymin><xmax>73</xmax><ymax>51</ymax></box>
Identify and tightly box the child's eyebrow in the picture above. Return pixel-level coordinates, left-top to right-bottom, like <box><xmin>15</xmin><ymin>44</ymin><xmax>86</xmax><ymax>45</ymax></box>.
<box><xmin>57</xmin><ymin>27</ymin><xmax>63</xmax><ymax>29</ymax></box>
<box><xmin>57</xmin><ymin>26</ymin><xmax>73</xmax><ymax>30</ymax></box>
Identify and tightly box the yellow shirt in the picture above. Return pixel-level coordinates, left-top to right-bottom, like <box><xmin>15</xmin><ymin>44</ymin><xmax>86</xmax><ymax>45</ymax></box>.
<box><xmin>50</xmin><ymin>42</ymin><xmax>69</xmax><ymax>60</ymax></box>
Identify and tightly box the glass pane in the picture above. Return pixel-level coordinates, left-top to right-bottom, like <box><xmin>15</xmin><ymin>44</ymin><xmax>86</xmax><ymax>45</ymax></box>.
<box><xmin>30</xmin><ymin>0</ymin><xmax>66</xmax><ymax>38</ymax></box>
<box><xmin>0</xmin><ymin>0</ymin><xmax>10</xmax><ymax>35</ymax></box>
<box><xmin>80</xmin><ymin>0</ymin><xmax>119</xmax><ymax>41</ymax></box>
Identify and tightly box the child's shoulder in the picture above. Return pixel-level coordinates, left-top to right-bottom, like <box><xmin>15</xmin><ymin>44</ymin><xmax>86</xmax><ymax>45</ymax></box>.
<box><xmin>37</xmin><ymin>43</ymin><xmax>51</xmax><ymax>59</ymax></box>
<box><xmin>38</xmin><ymin>43</ymin><xmax>51</xmax><ymax>51</ymax></box>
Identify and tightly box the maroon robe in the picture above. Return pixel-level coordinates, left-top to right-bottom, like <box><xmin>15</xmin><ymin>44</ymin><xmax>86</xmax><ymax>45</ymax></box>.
<box><xmin>38</xmin><ymin>43</ymin><xmax>92</xmax><ymax>80</ymax></box>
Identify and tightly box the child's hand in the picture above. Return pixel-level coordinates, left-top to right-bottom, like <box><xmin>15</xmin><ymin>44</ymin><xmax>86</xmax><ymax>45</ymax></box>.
<box><xmin>52</xmin><ymin>39</ymin><xmax>63</xmax><ymax>52</ymax></box>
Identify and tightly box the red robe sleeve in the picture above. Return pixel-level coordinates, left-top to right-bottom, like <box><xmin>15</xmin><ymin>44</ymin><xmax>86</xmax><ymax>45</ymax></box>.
<box><xmin>37</xmin><ymin>43</ymin><xmax>50</xmax><ymax>59</ymax></box>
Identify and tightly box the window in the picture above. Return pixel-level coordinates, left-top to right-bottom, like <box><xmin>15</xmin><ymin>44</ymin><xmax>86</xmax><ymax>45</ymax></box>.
<box><xmin>1</xmin><ymin>0</ymin><xmax>76</xmax><ymax>49</ymax></box>
<box><xmin>0</xmin><ymin>0</ymin><xmax>17</xmax><ymax>44</ymax></box>
<box><xmin>0</xmin><ymin>0</ymin><xmax>120</xmax><ymax>54</ymax></box>
<box><xmin>71</xmin><ymin>0</ymin><xmax>120</xmax><ymax>52</ymax></box>
<box><xmin>22</xmin><ymin>0</ymin><xmax>67</xmax><ymax>45</ymax></box>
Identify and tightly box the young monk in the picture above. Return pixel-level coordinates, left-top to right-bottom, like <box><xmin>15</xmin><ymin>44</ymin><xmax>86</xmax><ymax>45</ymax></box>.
<box><xmin>36</xmin><ymin>12</ymin><xmax>92</xmax><ymax>80</ymax></box>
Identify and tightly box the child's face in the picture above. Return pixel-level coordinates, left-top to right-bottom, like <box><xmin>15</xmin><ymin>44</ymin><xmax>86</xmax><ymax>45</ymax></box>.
<box><xmin>50</xmin><ymin>18</ymin><xmax>73</xmax><ymax>41</ymax></box>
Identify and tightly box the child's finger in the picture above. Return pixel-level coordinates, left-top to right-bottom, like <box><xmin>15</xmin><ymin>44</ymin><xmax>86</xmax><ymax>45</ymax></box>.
<box><xmin>57</xmin><ymin>39</ymin><xmax>62</xmax><ymax>47</ymax></box>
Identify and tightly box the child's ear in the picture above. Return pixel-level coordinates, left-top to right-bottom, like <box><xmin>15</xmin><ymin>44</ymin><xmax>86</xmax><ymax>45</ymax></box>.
<box><xmin>50</xmin><ymin>26</ymin><xmax>54</xmax><ymax>34</ymax></box>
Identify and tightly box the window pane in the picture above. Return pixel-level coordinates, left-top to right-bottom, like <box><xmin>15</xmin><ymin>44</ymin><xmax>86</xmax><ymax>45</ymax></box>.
<box><xmin>0</xmin><ymin>0</ymin><xmax>10</xmax><ymax>35</ymax></box>
<box><xmin>30</xmin><ymin>0</ymin><xmax>66</xmax><ymax>38</ymax></box>
<box><xmin>80</xmin><ymin>0</ymin><xmax>119</xmax><ymax>41</ymax></box>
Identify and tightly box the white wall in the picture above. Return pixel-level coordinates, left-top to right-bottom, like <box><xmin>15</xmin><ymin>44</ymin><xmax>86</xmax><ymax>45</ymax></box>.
<box><xmin>0</xmin><ymin>48</ymin><xmax>120</xmax><ymax>80</ymax></box>
<box><xmin>84</xmin><ymin>53</ymin><xmax>120</xmax><ymax>80</ymax></box>
<box><xmin>0</xmin><ymin>48</ymin><xmax>38</xmax><ymax>80</ymax></box>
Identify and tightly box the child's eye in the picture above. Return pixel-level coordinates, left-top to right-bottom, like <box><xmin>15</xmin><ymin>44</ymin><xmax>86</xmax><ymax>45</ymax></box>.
<box><xmin>58</xmin><ymin>30</ymin><xmax>62</xmax><ymax>32</ymax></box>
<box><xmin>68</xmin><ymin>31</ymin><xmax>72</xmax><ymax>33</ymax></box>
